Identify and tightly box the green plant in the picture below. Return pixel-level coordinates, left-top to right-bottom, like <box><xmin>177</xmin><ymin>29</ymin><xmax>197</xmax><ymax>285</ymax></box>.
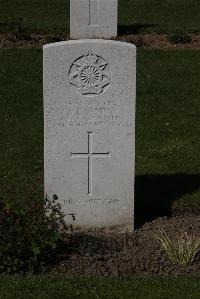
<box><xmin>46</xmin><ymin>33</ymin><xmax>66</xmax><ymax>43</ymax></box>
<box><xmin>168</xmin><ymin>31</ymin><xmax>192</xmax><ymax>44</ymax></box>
<box><xmin>156</xmin><ymin>229</ymin><xmax>200</xmax><ymax>266</ymax></box>
<box><xmin>124</xmin><ymin>35</ymin><xmax>145</xmax><ymax>47</ymax></box>
<box><xmin>0</xmin><ymin>195</ymin><xmax>67</xmax><ymax>274</ymax></box>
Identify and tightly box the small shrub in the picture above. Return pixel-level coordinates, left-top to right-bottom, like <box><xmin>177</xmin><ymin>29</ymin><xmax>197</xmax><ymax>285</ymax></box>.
<box><xmin>155</xmin><ymin>229</ymin><xmax>200</xmax><ymax>266</ymax></box>
<box><xmin>168</xmin><ymin>31</ymin><xmax>192</xmax><ymax>44</ymax></box>
<box><xmin>14</xmin><ymin>31</ymin><xmax>32</xmax><ymax>41</ymax></box>
<box><xmin>0</xmin><ymin>17</ymin><xmax>31</xmax><ymax>40</ymax></box>
<box><xmin>126</xmin><ymin>35</ymin><xmax>145</xmax><ymax>47</ymax></box>
<box><xmin>0</xmin><ymin>195</ymin><xmax>67</xmax><ymax>274</ymax></box>
<box><xmin>46</xmin><ymin>33</ymin><xmax>66</xmax><ymax>43</ymax></box>
<box><xmin>12</xmin><ymin>22</ymin><xmax>31</xmax><ymax>41</ymax></box>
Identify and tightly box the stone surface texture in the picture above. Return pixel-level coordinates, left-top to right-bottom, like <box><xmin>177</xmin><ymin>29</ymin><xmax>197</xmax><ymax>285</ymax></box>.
<box><xmin>43</xmin><ymin>40</ymin><xmax>136</xmax><ymax>232</ymax></box>
<box><xmin>70</xmin><ymin>0</ymin><xmax>118</xmax><ymax>39</ymax></box>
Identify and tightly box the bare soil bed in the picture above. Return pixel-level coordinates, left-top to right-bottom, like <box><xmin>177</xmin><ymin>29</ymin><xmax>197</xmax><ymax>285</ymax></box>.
<box><xmin>1</xmin><ymin>33</ymin><xmax>200</xmax><ymax>49</ymax></box>
<box><xmin>52</xmin><ymin>216</ymin><xmax>200</xmax><ymax>276</ymax></box>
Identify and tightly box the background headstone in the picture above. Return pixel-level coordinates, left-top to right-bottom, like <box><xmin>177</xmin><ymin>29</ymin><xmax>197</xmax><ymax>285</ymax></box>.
<box><xmin>43</xmin><ymin>40</ymin><xmax>136</xmax><ymax>232</ymax></box>
<box><xmin>70</xmin><ymin>0</ymin><xmax>118</xmax><ymax>39</ymax></box>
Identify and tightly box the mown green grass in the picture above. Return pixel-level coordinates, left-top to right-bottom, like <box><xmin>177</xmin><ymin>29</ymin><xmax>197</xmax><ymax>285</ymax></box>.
<box><xmin>0</xmin><ymin>49</ymin><xmax>43</xmax><ymax>205</ymax></box>
<box><xmin>0</xmin><ymin>275</ymin><xmax>200</xmax><ymax>299</ymax></box>
<box><xmin>1</xmin><ymin>0</ymin><xmax>200</xmax><ymax>34</ymax></box>
<box><xmin>0</xmin><ymin>49</ymin><xmax>200</xmax><ymax>216</ymax></box>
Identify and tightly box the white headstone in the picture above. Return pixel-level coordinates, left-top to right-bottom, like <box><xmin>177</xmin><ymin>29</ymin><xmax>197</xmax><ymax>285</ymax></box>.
<box><xmin>70</xmin><ymin>0</ymin><xmax>118</xmax><ymax>39</ymax></box>
<box><xmin>43</xmin><ymin>40</ymin><xmax>136</xmax><ymax>232</ymax></box>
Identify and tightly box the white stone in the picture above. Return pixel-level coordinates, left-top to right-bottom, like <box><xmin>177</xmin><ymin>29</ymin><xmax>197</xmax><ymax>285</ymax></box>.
<box><xmin>43</xmin><ymin>40</ymin><xmax>136</xmax><ymax>232</ymax></box>
<box><xmin>70</xmin><ymin>0</ymin><xmax>118</xmax><ymax>39</ymax></box>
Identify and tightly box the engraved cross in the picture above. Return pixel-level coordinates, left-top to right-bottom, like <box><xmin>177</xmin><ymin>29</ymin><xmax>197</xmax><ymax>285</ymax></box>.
<box><xmin>71</xmin><ymin>132</ymin><xmax>110</xmax><ymax>195</ymax></box>
<box><xmin>89</xmin><ymin>0</ymin><xmax>99</xmax><ymax>26</ymax></box>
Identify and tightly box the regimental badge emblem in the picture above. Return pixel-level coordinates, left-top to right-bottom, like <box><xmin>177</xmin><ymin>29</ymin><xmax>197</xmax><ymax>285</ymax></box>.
<box><xmin>69</xmin><ymin>52</ymin><xmax>112</xmax><ymax>96</ymax></box>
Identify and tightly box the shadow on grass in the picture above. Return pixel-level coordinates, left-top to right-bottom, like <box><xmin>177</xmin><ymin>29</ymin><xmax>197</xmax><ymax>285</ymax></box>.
<box><xmin>135</xmin><ymin>173</ymin><xmax>200</xmax><ymax>228</ymax></box>
<box><xmin>118</xmin><ymin>23</ymin><xmax>158</xmax><ymax>35</ymax></box>
<box><xmin>0</xmin><ymin>19</ymin><xmax>23</xmax><ymax>33</ymax></box>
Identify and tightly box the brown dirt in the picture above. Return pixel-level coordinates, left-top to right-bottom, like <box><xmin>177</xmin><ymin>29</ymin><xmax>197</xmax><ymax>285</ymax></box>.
<box><xmin>1</xmin><ymin>33</ymin><xmax>200</xmax><ymax>49</ymax></box>
<box><xmin>116</xmin><ymin>33</ymin><xmax>200</xmax><ymax>49</ymax></box>
<box><xmin>51</xmin><ymin>216</ymin><xmax>200</xmax><ymax>276</ymax></box>
<box><xmin>0</xmin><ymin>33</ymin><xmax>68</xmax><ymax>48</ymax></box>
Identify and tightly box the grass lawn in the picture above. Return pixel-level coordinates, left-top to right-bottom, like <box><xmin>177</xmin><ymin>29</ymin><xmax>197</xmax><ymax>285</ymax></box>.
<box><xmin>0</xmin><ymin>49</ymin><xmax>43</xmax><ymax>207</ymax></box>
<box><xmin>0</xmin><ymin>48</ymin><xmax>200</xmax><ymax>220</ymax></box>
<box><xmin>0</xmin><ymin>275</ymin><xmax>200</xmax><ymax>299</ymax></box>
<box><xmin>1</xmin><ymin>0</ymin><xmax>200</xmax><ymax>34</ymax></box>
